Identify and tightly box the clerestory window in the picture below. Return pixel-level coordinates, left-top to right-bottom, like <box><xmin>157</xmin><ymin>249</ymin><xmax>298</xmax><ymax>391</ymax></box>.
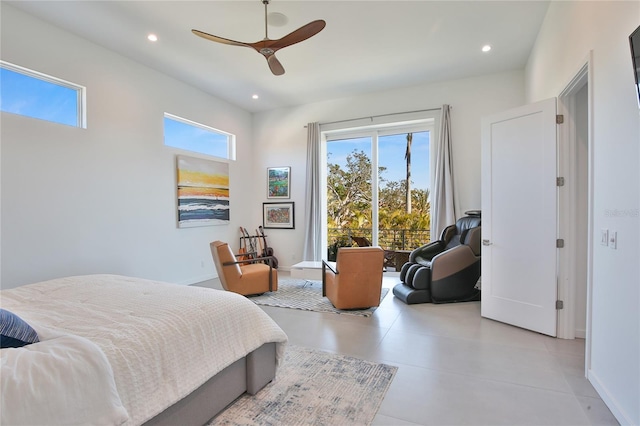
<box><xmin>163</xmin><ymin>113</ymin><xmax>235</xmax><ymax>160</ymax></box>
<box><xmin>0</xmin><ymin>61</ymin><xmax>85</xmax><ymax>128</ymax></box>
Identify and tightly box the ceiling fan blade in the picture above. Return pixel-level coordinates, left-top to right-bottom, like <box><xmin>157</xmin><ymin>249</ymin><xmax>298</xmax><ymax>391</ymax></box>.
<box><xmin>191</xmin><ymin>29</ymin><xmax>251</xmax><ymax>48</ymax></box>
<box><xmin>267</xmin><ymin>55</ymin><xmax>285</xmax><ymax>76</ymax></box>
<box><xmin>269</xmin><ymin>20</ymin><xmax>326</xmax><ymax>50</ymax></box>
<box><xmin>192</xmin><ymin>3</ymin><xmax>324</xmax><ymax>77</ymax></box>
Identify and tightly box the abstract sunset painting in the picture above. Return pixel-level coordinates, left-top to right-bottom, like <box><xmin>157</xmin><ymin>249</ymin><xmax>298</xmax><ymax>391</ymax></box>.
<box><xmin>177</xmin><ymin>155</ymin><xmax>229</xmax><ymax>227</ymax></box>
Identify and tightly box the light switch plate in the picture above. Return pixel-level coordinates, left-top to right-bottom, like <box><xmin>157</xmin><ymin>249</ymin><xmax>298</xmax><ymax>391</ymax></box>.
<box><xmin>609</xmin><ymin>231</ymin><xmax>617</xmax><ymax>249</ymax></box>
<box><xmin>600</xmin><ymin>229</ymin><xmax>609</xmax><ymax>246</ymax></box>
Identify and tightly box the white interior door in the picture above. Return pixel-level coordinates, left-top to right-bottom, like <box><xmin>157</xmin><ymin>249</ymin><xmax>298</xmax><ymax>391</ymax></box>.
<box><xmin>481</xmin><ymin>98</ymin><xmax>558</xmax><ymax>337</ymax></box>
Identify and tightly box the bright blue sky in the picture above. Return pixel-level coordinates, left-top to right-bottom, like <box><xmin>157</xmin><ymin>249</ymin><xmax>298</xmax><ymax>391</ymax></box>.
<box><xmin>0</xmin><ymin>67</ymin><xmax>78</xmax><ymax>127</ymax></box>
<box><xmin>327</xmin><ymin>131</ymin><xmax>430</xmax><ymax>190</ymax></box>
<box><xmin>163</xmin><ymin>116</ymin><xmax>229</xmax><ymax>158</ymax></box>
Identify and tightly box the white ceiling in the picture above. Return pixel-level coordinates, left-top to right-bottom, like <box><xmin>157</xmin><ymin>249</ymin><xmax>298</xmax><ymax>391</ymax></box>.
<box><xmin>7</xmin><ymin>1</ymin><xmax>550</xmax><ymax>113</ymax></box>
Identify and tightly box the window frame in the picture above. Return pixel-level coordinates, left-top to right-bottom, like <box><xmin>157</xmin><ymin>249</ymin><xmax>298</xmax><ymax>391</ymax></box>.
<box><xmin>0</xmin><ymin>60</ymin><xmax>86</xmax><ymax>128</ymax></box>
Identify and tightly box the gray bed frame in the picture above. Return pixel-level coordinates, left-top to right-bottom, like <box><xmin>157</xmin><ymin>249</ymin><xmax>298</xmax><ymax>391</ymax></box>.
<box><xmin>143</xmin><ymin>342</ymin><xmax>277</xmax><ymax>426</ymax></box>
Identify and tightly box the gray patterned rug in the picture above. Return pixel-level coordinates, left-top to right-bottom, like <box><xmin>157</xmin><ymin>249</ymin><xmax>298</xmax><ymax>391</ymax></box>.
<box><xmin>248</xmin><ymin>278</ymin><xmax>389</xmax><ymax>317</ymax></box>
<box><xmin>210</xmin><ymin>345</ymin><xmax>397</xmax><ymax>426</ymax></box>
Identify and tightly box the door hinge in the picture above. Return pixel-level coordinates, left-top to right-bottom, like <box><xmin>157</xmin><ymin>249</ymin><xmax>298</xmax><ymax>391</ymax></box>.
<box><xmin>557</xmin><ymin>177</ymin><xmax>565</xmax><ymax>187</ymax></box>
<box><xmin>556</xmin><ymin>300</ymin><xmax>564</xmax><ymax>310</ymax></box>
<box><xmin>556</xmin><ymin>114</ymin><xmax>564</xmax><ymax>124</ymax></box>
<box><xmin>556</xmin><ymin>239</ymin><xmax>565</xmax><ymax>248</ymax></box>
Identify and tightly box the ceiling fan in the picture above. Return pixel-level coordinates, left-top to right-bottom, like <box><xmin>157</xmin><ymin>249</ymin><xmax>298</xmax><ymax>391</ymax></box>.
<box><xmin>192</xmin><ymin>0</ymin><xmax>326</xmax><ymax>76</ymax></box>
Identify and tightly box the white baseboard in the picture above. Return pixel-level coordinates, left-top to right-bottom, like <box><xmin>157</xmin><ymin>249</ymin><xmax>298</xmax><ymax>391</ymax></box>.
<box><xmin>575</xmin><ymin>328</ymin><xmax>586</xmax><ymax>339</ymax></box>
<box><xmin>178</xmin><ymin>273</ymin><xmax>217</xmax><ymax>286</ymax></box>
<box><xmin>588</xmin><ymin>368</ymin><xmax>634</xmax><ymax>425</ymax></box>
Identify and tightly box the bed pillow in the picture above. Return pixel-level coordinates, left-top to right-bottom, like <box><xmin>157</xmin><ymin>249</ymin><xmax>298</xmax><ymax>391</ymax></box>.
<box><xmin>1</xmin><ymin>309</ymin><xmax>40</xmax><ymax>348</ymax></box>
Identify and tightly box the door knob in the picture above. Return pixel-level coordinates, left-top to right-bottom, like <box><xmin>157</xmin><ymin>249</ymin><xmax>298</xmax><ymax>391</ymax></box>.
<box><xmin>482</xmin><ymin>239</ymin><xmax>492</xmax><ymax>246</ymax></box>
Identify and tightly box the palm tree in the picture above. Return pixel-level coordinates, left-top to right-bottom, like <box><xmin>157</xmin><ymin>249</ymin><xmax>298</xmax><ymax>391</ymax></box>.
<box><xmin>405</xmin><ymin>133</ymin><xmax>413</xmax><ymax>213</ymax></box>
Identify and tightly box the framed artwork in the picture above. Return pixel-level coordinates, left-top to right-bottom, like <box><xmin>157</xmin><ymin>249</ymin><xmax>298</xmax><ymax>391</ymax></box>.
<box><xmin>176</xmin><ymin>155</ymin><xmax>229</xmax><ymax>228</ymax></box>
<box><xmin>267</xmin><ymin>166</ymin><xmax>290</xmax><ymax>199</ymax></box>
<box><xmin>263</xmin><ymin>202</ymin><xmax>295</xmax><ymax>229</ymax></box>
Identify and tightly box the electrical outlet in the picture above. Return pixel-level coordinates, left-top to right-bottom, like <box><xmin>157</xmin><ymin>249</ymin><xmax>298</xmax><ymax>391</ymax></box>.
<box><xmin>600</xmin><ymin>229</ymin><xmax>609</xmax><ymax>246</ymax></box>
<box><xmin>609</xmin><ymin>231</ymin><xmax>617</xmax><ymax>249</ymax></box>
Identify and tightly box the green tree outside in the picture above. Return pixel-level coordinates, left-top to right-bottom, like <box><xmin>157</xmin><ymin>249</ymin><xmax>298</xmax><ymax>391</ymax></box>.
<box><xmin>327</xmin><ymin>147</ymin><xmax>431</xmax><ymax>257</ymax></box>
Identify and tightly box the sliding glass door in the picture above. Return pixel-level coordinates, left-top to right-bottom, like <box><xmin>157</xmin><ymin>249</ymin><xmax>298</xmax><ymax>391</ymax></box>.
<box><xmin>377</xmin><ymin>131</ymin><xmax>431</xmax><ymax>257</ymax></box>
<box><xmin>326</xmin><ymin>136</ymin><xmax>373</xmax><ymax>259</ymax></box>
<box><xmin>325</xmin><ymin>124</ymin><xmax>432</xmax><ymax>268</ymax></box>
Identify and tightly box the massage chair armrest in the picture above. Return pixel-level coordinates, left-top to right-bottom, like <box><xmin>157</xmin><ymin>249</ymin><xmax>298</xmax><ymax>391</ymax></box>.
<box><xmin>410</xmin><ymin>240</ymin><xmax>445</xmax><ymax>264</ymax></box>
<box><xmin>430</xmin><ymin>245</ymin><xmax>479</xmax><ymax>281</ymax></box>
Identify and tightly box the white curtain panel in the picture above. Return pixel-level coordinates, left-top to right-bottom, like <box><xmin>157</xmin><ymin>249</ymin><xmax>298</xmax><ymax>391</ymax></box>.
<box><xmin>431</xmin><ymin>105</ymin><xmax>457</xmax><ymax>240</ymax></box>
<box><xmin>303</xmin><ymin>122</ymin><xmax>322</xmax><ymax>260</ymax></box>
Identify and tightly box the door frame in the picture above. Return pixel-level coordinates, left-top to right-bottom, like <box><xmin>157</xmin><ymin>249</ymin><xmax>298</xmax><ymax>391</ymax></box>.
<box><xmin>556</xmin><ymin>53</ymin><xmax>593</xmax><ymax>371</ymax></box>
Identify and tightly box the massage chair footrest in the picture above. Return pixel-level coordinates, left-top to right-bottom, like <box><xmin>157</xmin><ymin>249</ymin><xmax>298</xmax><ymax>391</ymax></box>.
<box><xmin>392</xmin><ymin>283</ymin><xmax>432</xmax><ymax>304</ymax></box>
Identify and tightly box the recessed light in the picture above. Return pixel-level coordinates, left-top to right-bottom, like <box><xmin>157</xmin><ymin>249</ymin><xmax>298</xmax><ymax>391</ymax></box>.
<box><xmin>147</xmin><ymin>34</ymin><xmax>158</xmax><ymax>42</ymax></box>
<box><xmin>482</xmin><ymin>44</ymin><xmax>492</xmax><ymax>52</ymax></box>
<box><xmin>252</xmin><ymin>94</ymin><xmax>259</xmax><ymax>100</ymax></box>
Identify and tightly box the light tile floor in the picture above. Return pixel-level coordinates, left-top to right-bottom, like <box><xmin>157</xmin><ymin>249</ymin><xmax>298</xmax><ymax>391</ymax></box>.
<box><xmin>197</xmin><ymin>273</ymin><xmax>618</xmax><ymax>426</ymax></box>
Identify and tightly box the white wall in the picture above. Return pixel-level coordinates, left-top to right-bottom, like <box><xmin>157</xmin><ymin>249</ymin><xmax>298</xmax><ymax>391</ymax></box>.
<box><xmin>526</xmin><ymin>2</ymin><xmax>639</xmax><ymax>424</ymax></box>
<box><xmin>252</xmin><ymin>71</ymin><xmax>525</xmax><ymax>268</ymax></box>
<box><xmin>1</xmin><ymin>5</ymin><xmax>257</xmax><ymax>288</ymax></box>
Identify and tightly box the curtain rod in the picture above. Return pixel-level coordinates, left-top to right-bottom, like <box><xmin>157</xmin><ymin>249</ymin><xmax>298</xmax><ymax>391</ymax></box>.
<box><xmin>304</xmin><ymin>106</ymin><xmax>447</xmax><ymax>128</ymax></box>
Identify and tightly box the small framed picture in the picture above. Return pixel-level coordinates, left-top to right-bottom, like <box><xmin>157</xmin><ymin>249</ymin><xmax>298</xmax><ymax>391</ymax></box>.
<box><xmin>263</xmin><ymin>202</ymin><xmax>295</xmax><ymax>229</ymax></box>
<box><xmin>267</xmin><ymin>166</ymin><xmax>290</xmax><ymax>199</ymax></box>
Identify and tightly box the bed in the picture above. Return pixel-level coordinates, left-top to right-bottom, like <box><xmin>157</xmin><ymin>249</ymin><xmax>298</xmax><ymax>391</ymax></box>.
<box><xmin>0</xmin><ymin>274</ymin><xmax>288</xmax><ymax>425</ymax></box>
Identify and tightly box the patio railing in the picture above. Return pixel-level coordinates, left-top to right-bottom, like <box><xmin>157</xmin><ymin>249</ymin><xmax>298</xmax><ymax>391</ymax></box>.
<box><xmin>327</xmin><ymin>227</ymin><xmax>431</xmax><ymax>263</ymax></box>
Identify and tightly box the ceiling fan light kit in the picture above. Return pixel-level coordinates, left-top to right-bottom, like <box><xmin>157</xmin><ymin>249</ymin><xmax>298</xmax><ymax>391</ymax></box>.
<box><xmin>267</xmin><ymin>12</ymin><xmax>288</xmax><ymax>27</ymax></box>
<box><xmin>192</xmin><ymin>0</ymin><xmax>325</xmax><ymax>76</ymax></box>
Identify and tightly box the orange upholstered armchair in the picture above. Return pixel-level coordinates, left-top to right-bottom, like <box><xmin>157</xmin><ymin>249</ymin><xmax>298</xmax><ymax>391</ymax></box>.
<box><xmin>210</xmin><ymin>241</ymin><xmax>278</xmax><ymax>296</ymax></box>
<box><xmin>322</xmin><ymin>246</ymin><xmax>384</xmax><ymax>310</ymax></box>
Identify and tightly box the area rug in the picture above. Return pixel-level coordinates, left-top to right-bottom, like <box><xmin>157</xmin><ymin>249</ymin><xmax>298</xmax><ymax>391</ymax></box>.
<box><xmin>209</xmin><ymin>345</ymin><xmax>397</xmax><ymax>426</ymax></box>
<box><xmin>249</xmin><ymin>278</ymin><xmax>389</xmax><ymax>317</ymax></box>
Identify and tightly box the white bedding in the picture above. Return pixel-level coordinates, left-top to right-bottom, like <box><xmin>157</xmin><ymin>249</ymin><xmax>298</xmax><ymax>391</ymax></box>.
<box><xmin>1</xmin><ymin>274</ymin><xmax>288</xmax><ymax>425</ymax></box>
<box><xmin>1</xmin><ymin>329</ymin><xmax>129</xmax><ymax>426</ymax></box>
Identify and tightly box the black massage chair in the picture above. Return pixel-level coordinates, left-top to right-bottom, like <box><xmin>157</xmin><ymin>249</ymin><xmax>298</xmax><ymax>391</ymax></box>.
<box><xmin>393</xmin><ymin>211</ymin><xmax>481</xmax><ymax>304</ymax></box>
